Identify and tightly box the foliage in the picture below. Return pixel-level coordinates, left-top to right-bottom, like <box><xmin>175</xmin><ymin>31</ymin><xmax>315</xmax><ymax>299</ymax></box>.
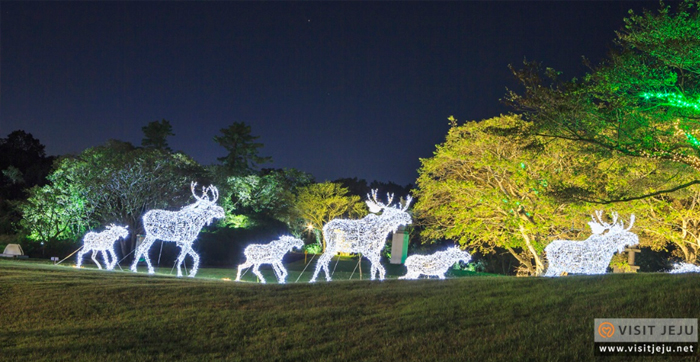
<box><xmin>414</xmin><ymin>115</ymin><xmax>595</xmax><ymax>276</ymax></box>
<box><xmin>303</xmin><ymin>242</ymin><xmax>322</xmax><ymax>254</ymax></box>
<box><xmin>219</xmin><ymin>168</ymin><xmax>313</xmax><ymax>228</ymax></box>
<box><xmin>635</xmin><ymin>186</ymin><xmax>700</xmax><ymax>263</ymax></box>
<box><xmin>288</xmin><ymin>182</ymin><xmax>367</xmax><ymax>251</ymax></box>
<box><xmin>0</xmin><ymin>130</ymin><xmax>54</xmax><ymax>233</ymax></box>
<box><xmin>18</xmin><ymin>140</ymin><xmax>205</xmax><ymax>255</ymax></box>
<box><xmin>141</xmin><ymin>119</ymin><xmax>175</xmax><ymax>152</ymax></box>
<box><xmin>213</xmin><ymin>122</ymin><xmax>271</xmax><ymax>176</ymax></box>
<box><xmin>505</xmin><ymin>1</ymin><xmax>700</xmax><ymax>200</ymax></box>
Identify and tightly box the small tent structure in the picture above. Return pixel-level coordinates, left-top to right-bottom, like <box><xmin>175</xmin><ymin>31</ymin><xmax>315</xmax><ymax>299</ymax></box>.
<box><xmin>1</xmin><ymin>244</ymin><xmax>25</xmax><ymax>257</ymax></box>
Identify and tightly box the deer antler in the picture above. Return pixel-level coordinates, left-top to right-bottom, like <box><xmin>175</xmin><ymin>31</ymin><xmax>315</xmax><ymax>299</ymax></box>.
<box><xmin>400</xmin><ymin>195</ymin><xmax>413</xmax><ymax>211</ymax></box>
<box><xmin>625</xmin><ymin>214</ymin><xmax>635</xmax><ymax>231</ymax></box>
<box><xmin>385</xmin><ymin>193</ymin><xmax>395</xmax><ymax>206</ymax></box>
<box><xmin>191</xmin><ymin>182</ymin><xmax>211</xmax><ymax>202</ymax></box>
<box><xmin>593</xmin><ymin>210</ymin><xmax>612</xmax><ymax>229</ymax></box>
<box><xmin>610</xmin><ymin>212</ymin><xmax>619</xmax><ymax>228</ymax></box>
<box><xmin>209</xmin><ymin>185</ymin><xmax>219</xmax><ymax>202</ymax></box>
<box><xmin>191</xmin><ymin>182</ymin><xmax>203</xmax><ymax>201</ymax></box>
<box><xmin>366</xmin><ymin>189</ymin><xmax>385</xmax><ymax>213</ymax></box>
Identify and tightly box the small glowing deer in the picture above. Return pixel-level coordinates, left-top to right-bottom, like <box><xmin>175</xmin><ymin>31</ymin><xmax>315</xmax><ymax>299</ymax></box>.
<box><xmin>400</xmin><ymin>246</ymin><xmax>471</xmax><ymax>280</ymax></box>
<box><xmin>236</xmin><ymin>236</ymin><xmax>304</xmax><ymax>284</ymax></box>
<box><xmin>76</xmin><ymin>224</ymin><xmax>129</xmax><ymax>270</ymax></box>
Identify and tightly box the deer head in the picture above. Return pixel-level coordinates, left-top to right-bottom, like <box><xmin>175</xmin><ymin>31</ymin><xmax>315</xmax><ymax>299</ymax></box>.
<box><xmin>365</xmin><ymin>189</ymin><xmax>413</xmax><ymax>231</ymax></box>
<box><xmin>588</xmin><ymin>210</ymin><xmax>635</xmax><ymax>235</ymax></box>
<box><xmin>189</xmin><ymin>182</ymin><xmax>225</xmax><ymax>224</ymax></box>
<box><xmin>107</xmin><ymin>224</ymin><xmax>129</xmax><ymax>239</ymax></box>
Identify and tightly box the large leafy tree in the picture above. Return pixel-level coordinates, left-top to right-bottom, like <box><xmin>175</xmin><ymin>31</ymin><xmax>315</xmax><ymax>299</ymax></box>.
<box><xmin>214</xmin><ymin>122</ymin><xmax>271</xmax><ymax>176</ymax></box>
<box><xmin>19</xmin><ymin>140</ymin><xmax>205</xmax><ymax>255</ymax></box>
<box><xmin>141</xmin><ymin>119</ymin><xmax>175</xmax><ymax>152</ymax></box>
<box><xmin>506</xmin><ymin>1</ymin><xmax>700</xmax><ymax>201</ymax></box>
<box><xmin>220</xmin><ymin>168</ymin><xmax>314</xmax><ymax>228</ymax></box>
<box><xmin>414</xmin><ymin>115</ymin><xmax>600</xmax><ymax>276</ymax></box>
<box><xmin>0</xmin><ymin>130</ymin><xmax>54</xmax><ymax>234</ymax></box>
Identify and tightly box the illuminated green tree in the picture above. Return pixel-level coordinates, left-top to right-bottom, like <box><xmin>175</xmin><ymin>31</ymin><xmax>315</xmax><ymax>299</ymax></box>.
<box><xmin>288</xmin><ymin>182</ymin><xmax>367</xmax><ymax>252</ymax></box>
<box><xmin>414</xmin><ymin>115</ymin><xmax>591</xmax><ymax>276</ymax></box>
<box><xmin>506</xmin><ymin>1</ymin><xmax>700</xmax><ymax>200</ymax></box>
<box><xmin>19</xmin><ymin>140</ymin><xmax>205</xmax><ymax>255</ymax></box>
<box><xmin>220</xmin><ymin>168</ymin><xmax>313</xmax><ymax>228</ymax></box>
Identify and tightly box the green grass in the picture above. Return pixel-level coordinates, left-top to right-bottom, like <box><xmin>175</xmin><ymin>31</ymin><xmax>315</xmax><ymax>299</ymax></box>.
<box><xmin>1</xmin><ymin>258</ymin><xmax>698</xmax><ymax>361</ymax></box>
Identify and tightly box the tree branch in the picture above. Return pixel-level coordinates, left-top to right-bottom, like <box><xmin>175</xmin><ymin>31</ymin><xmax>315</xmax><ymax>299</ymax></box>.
<box><xmin>577</xmin><ymin>179</ymin><xmax>700</xmax><ymax>204</ymax></box>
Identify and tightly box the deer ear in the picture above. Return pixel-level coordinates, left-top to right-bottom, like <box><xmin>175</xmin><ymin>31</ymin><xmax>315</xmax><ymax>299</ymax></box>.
<box><xmin>366</xmin><ymin>200</ymin><xmax>382</xmax><ymax>213</ymax></box>
<box><xmin>588</xmin><ymin>222</ymin><xmax>605</xmax><ymax>235</ymax></box>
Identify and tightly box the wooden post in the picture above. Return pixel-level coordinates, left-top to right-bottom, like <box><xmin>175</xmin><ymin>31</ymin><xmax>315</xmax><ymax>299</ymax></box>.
<box><xmin>613</xmin><ymin>248</ymin><xmax>641</xmax><ymax>273</ymax></box>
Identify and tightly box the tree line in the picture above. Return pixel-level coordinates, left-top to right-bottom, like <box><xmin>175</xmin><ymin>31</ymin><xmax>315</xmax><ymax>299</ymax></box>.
<box><xmin>0</xmin><ymin>120</ymin><xmax>410</xmax><ymax>262</ymax></box>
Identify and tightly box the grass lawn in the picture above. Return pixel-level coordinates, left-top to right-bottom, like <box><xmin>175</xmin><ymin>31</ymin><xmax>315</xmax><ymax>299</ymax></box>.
<box><xmin>1</xmin><ymin>257</ymin><xmax>698</xmax><ymax>361</ymax></box>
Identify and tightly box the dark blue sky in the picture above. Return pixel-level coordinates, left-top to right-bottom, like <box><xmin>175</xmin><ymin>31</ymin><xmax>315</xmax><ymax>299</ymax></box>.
<box><xmin>1</xmin><ymin>1</ymin><xmax>657</xmax><ymax>185</ymax></box>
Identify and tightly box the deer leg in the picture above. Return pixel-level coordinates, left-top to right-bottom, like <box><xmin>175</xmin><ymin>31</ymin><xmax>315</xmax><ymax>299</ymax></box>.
<box><xmin>236</xmin><ymin>261</ymin><xmax>253</xmax><ymax>281</ymax></box>
<box><xmin>367</xmin><ymin>253</ymin><xmax>384</xmax><ymax>280</ymax></box>
<box><xmin>310</xmin><ymin>251</ymin><xmax>333</xmax><ymax>282</ymax></box>
<box><xmin>273</xmin><ymin>262</ymin><xmax>287</xmax><ymax>284</ymax></box>
<box><xmin>91</xmin><ymin>250</ymin><xmax>102</xmax><ymax>269</ymax></box>
<box><xmin>107</xmin><ymin>247</ymin><xmax>118</xmax><ymax>270</ymax></box>
<box><xmin>76</xmin><ymin>247</ymin><xmax>89</xmax><ymax>268</ymax></box>
<box><xmin>131</xmin><ymin>236</ymin><xmax>156</xmax><ymax>273</ymax></box>
<box><xmin>252</xmin><ymin>263</ymin><xmax>266</xmax><ymax>283</ymax></box>
<box><xmin>187</xmin><ymin>247</ymin><xmax>200</xmax><ymax>277</ymax></box>
<box><xmin>100</xmin><ymin>250</ymin><xmax>111</xmax><ymax>270</ymax></box>
<box><xmin>175</xmin><ymin>248</ymin><xmax>188</xmax><ymax>277</ymax></box>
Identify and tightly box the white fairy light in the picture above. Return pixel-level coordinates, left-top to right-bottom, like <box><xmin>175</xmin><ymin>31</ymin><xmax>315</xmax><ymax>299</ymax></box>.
<box><xmin>130</xmin><ymin>182</ymin><xmax>225</xmax><ymax>277</ymax></box>
<box><xmin>235</xmin><ymin>235</ymin><xmax>304</xmax><ymax>284</ymax></box>
<box><xmin>544</xmin><ymin>211</ymin><xmax>639</xmax><ymax>276</ymax></box>
<box><xmin>76</xmin><ymin>224</ymin><xmax>129</xmax><ymax>270</ymax></box>
<box><xmin>310</xmin><ymin>190</ymin><xmax>412</xmax><ymax>282</ymax></box>
<box><xmin>669</xmin><ymin>262</ymin><xmax>700</xmax><ymax>274</ymax></box>
<box><xmin>399</xmin><ymin>246</ymin><xmax>471</xmax><ymax>280</ymax></box>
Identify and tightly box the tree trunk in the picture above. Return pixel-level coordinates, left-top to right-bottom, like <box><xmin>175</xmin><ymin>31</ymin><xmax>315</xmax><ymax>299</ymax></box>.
<box><xmin>518</xmin><ymin>224</ymin><xmax>545</xmax><ymax>276</ymax></box>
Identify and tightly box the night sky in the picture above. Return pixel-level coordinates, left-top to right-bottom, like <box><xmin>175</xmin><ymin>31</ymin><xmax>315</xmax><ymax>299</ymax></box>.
<box><xmin>1</xmin><ymin>1</ymin><xmax>657</xmax><ymax>186</ymax></box>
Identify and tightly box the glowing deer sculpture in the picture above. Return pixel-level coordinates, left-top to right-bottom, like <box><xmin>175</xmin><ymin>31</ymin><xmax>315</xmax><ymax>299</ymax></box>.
<box><xmin>310</xmin><ymin>190</ymin><xmax>412</xmax><ymax>282</ymax></box>
<box><xmin>669</xmin><ymin>262</ymin><xmax>700</xmax><ymax>274</ymax></box>
<box><xmin>130</xmin><ymin>182</ymin><xmax>224</xmax><ymax>277</ymax></box>
<box><xmin>76</xmin><ymin>224</ymin><xmax>129</xmax><ymax>270</ymax></box>
<box><xmin>400</xmin><ymin>246</ymin><xmax>471</xmax><ymax>280</ymax></box>
<box><xmin>236</xmin><ymin>235</ymin><xmax>304</xmax><ymax>284</ymax></box>
<box><xmin>544</xmin><ymin>211</ymin><xmax>639</xmax><ymax>276</ymax></box>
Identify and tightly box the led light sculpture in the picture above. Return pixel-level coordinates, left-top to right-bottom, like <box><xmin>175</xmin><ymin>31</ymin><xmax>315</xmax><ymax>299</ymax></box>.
<box><xmin>669</xmin><ymin>262</ymin><xmax>700</xmax><ymax>274</ymax></box>
<box><xmin>310</xmin><ymin>190</ymin><xmax>412</xmax><ymax>282</ymax></box>
<box><xmin>76</xmin><ymin>224</ymin><xmax>128</xmax><ymax>270</ymax></box>
<box><xmin>130</xmin><ymin>182</ymin><xmax>224</xmax><ymax>277</ymax></box>
<box><xmin>399</xmin><ymin>246</ymin><xmax>471</xmax><ymax>280</ymax></box>
<box><xmin>235</xmin><ymin>235</ymin><xmax>304</xmax><ymax>283</ymax></box>
<box><xmin>544</xmin><ymin>211</ymin><xmax>639</xmax><ymax>277</ymax></box>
